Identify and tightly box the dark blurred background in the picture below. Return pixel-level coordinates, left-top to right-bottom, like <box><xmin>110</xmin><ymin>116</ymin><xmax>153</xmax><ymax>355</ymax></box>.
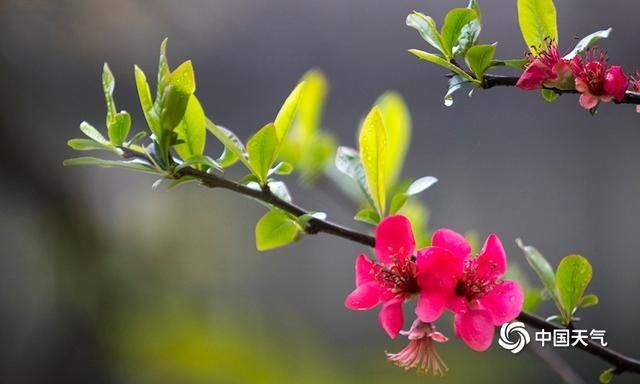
<box><xmin>1</xmin><ymin>0</ymin><xmax>639</xmax><ymax>383</ymax></box>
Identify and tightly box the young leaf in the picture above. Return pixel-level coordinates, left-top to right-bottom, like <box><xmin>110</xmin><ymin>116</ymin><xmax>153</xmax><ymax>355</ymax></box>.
<box><xmin>255</xmin><ymin>210</ymin><xmax>301</xmax><ymax>251</ymax></box>
<box><xmin>556</xmin><ymin>254</ymin><xmax>593</xmax><ymax>321</ymax></box>
<box><xmin>464</xmin><ymin>44</ymin><xmax>496</xmax><ymax>79</ymax></box>
<box><xmin>389</xmin><ymin>193</ymin><xmax>408</xmax><ymax>215</ymax></box>
<box><xmin>407</xmin><ymin>176</ymin><xmax>438</xmax><ymax>196</ymax></box>
<box><xmin>516</xmin><ymin>239</ymin><xmax>564</xmax><ymax>314</ymax></box>
<box><xmin>445</xmin><ymin>75</ymin><xmax>473</xmax><ymax>106</ymax></box>
<box><xmin>600</xmin><ymin>368</ymin><xmax>615</xmax><ymax>384</ymax></box>
<box><xmin>441</xmin><ymin>8</ymin><xmax>479</xmax><ymax>57</ymax></box>
<box><xmin>405</xmin><ymin>12</ymin><xmax>446</xmax><ymax>56</ymax></box>
<box><xmin>517</xmin><ymin>0</ymin><xmax>558</xmax><ymax>52</ymax></box>
<box><xmin>247</xmin><ymin>123</ymin><xmax>279</xmax><ymax>184</ymax></box>
<box><xmin>297</xmin><ymin>70</ymin><xmax>327</xmax><ymax>140</ymax></box>
<box><xmin>205</xmin><ymin>120</ymin><xmax>251</xmax><ymax>169</ymax></box>
<box><xmin>267</xmin><ymin>180</ymin><xmax>292</xmax><ymax>202</ymax></box>
<box><xmin>335</xmin><ymin>146</ymin><xmax>376</xmax><ymax>208</ymax></box>
<box><xmin>174</xmin><ymin>95</ymin><xmax>206</xmax><ymax>161</ymax></box>
<box><xmin>162</xmin><ymin>61</ymin><xmax>196</xmax><ymax>133</ymax></box>
<box><xmin>564</xmin><ymin>28</ymin><xmax>612</xmax><ymax>60</ymax></box>
<box><xmin>80</xmin><ymin>121</ymin><xmax>108</xmax><ymax>144</ymax></box>
<box><xmin>354</xmin><ymin>208</ymin><xmax>380</xmax><ymax>226</ymax></box>
<box><xmin>409</xmin><ymin>50</ymin><xmax>478</xmax><ymax>83</ymax></box>
<box><xmin>102</xmin><ymin>64</ymin><xmax>130</xmax><ymax>145</ymax></box>
<box><xmin>67</xmin><ymin>138</ymin><xmax>112</xmax><ymax>152</ymax></box>
<box><xmin>63</xmin><ymin>157</ymin><xmax>159</xmax><ymax>175</ymax></box>
<box><xmin>269</xmin><ymin>161</ymin><xmax>294</xmax><ymax>176</ymax></box>
<box><xmin>375</xmin><ymin>92</ymin><xmax>411</xmax><ymax>189</ymax></box>
<box><xmin>134</xmin><ymin>65</ymin><xmax>161</xmax><ymax>138</ymax></box>
<box><xmin>274</xmin><ymin>81</ymin><xmax>305</xmax><ymax>142</ymax></box>
<box><xmin>489</xmin><ymin>58</ymin><xmax>528</xmax><ymax>70</ymax></box>
<box><xmin>359</xmin><ymin>106</ymin><xmax>388</xmax><ymax>216</ymax></box>
<box><xmin>541</xmin><ymin>89</ymin><xmax>559</xmax><ymax>102</ymax></box>
<box><xmin>156</xmin><ymin>38</ymin><xmax>171</xmax><ymax>97</ymax></box>
<box><xmin>578</xmin><ymin>294</ymin><xmax>599</xmax><ymax>309</ymax></box>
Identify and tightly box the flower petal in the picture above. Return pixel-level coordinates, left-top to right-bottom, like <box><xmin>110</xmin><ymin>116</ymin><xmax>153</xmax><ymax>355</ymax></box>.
<box><xmin>345</xmin><ymin>282</ymin><xmax>382</xmax><ymax>310</ymax></box>
<box><xmin>604</xmin><ymin>66</ymin><xmax>628</xmax><ymax>102</ymax></box>
<box><xmin>475</xmin><ymin>234</ymin><xmax>507</xmax><ymax>281</ymax></box>
<box><xmin>378</xmin><ymin>297</ymin><xmax>404</xmax><ymax>339</ymax></box>
<box><xmin>431</xmin><ymin>228</ymin><xmax>471</xmax><ymax>262</ymax></box>
<box><xmin>516</xmin><ymin>59</ymin><xmax>551</xmax><ymax>90</ymax></box>
<box><xmin>579</xmin><ymin>93</ymin><xmax>598</xmax><ymax>110</ymax></box>
<box><xmin>375</xmin><ymin>215</ymin><xmax>416</xmax><ymax>265</ymax></box>
<box><xmin>454</xmin><ymin>310</ymin><xmax>495</xmax><ymax>352</ymax></box>
<box><xmin>415</xmin><ymin>291</ymin><xmax>447</xmax><ymax>323</ymax></box>
<box><xmin>479</xmin><ymin>280</ymin><xmax>524</xmax><ymax>325</ymax></box>
<box><xmin>355</xmin><ymin>254</ymin><xmax>375</xmax><ymax>286</ymax></box>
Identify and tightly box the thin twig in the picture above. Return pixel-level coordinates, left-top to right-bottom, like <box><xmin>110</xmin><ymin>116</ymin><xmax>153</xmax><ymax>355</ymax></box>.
<box><xmin>481</xmin><ymin>74</ymin><xmax>640</xmax><ymax>105</ymax></box>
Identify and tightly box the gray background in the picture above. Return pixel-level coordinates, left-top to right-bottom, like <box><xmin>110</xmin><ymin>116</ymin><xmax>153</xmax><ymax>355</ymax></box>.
<box><xmin>1</xmin><ymin>0</ymin><xmax>639</xmax><ymax>383</ymax></box>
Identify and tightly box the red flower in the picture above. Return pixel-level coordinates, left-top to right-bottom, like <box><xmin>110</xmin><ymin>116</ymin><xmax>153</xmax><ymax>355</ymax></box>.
<box><xmin>386</xmin><ymin>319</ymin><xmax>448</xmax><ymax>375</ymax></box>
<box><xmin>516</xmin><ymin>39</ymin><xmax>574</xmax><ymax>91</ymax></box>
<box><xmin>571</xmin><ymin>49</ymin><xmax>628</xmax><ymax>109</ymax></box>
<box><xmin>345</xmin><ymin>215</ymin><xmax>421</xmax><ymax>338</ymax></box>
<box><xmin>415</xmin><ymin>229</ymin><xmax>524</xmax><ymax>351</ymax></box>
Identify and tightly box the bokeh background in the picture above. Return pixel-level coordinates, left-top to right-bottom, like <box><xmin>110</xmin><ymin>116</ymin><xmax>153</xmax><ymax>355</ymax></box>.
<box><xmin>1</xmin><ymin>0</ymin><xmax>640</xmax><ymax>383</ymax></box>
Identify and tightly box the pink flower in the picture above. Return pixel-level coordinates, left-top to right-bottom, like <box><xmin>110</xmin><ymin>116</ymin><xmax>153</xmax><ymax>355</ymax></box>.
<box><xmin>345</xmin><ymin>215</ymin><xmax>422</xmax><ymax>338</ymax></box>
<box><xmin>516</xmin><ymin>39</ymin><xmax>574</xmax><ymax>91</ymax></box>
<box><xmin>415</xmin><ymin>229</ymin><xmax>524</xmax><ymax>351</ymax></box>
<box><xmin>386</xmin><ymin>319</ymin><xmax>448</xmax><ymax>375</ymax></box>
<box><xmin>570</xmin><ymin>49</ymin><xmax>629</xmax><ymax>109</ymax></box>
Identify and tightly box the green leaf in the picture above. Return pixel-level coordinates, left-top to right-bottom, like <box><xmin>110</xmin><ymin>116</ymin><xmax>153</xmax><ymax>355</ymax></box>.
<box><xmin>102</xmin><ymin>63</ymin><xmax>130</xmax><ymax>145</ymax></box>
<box><xmin>564</xmin><ymin>28</ymin><xmax>612</xmax><ymax>60</ymax></box>
<box><xmin>464</xmin><ymin>44</ymin><xmax>496</xmax><ymax>79</ymax></box>
<box><xmin>205</xmin><ymin>119</ymin><xmax>251</xmax><ymax>169</ymax></box>
<box><xmin>389</xmin><ymin>193</ymin><xmax>408</xmax><ymax>215</ymax></box>
<box><xmin>174</xmin><ymin>154</ymin><xmax>221</xmax><ymax>173</ymax></box>
<box><xmin>489</xmin><ymin>58</ymin><xmax>528</xmax><ymax>69</ymax></box>
<box><xmin>516</xmin><ymin>239</ymin><xmax>564</xmax><ymax>314</ymax></box>
<box><xmin>405</xmin><ymin>12</ymin><xmax>446</xmax><ymax>56</ymax></box>
<box><xmin>407</xmin><ymin>176</ymin><xmax>438</xmax><ymax>195</ymax></box>
<box><xmin>441</xmin><ymin>8</ymin><xmax>479</xmax><ymax>57</ymax></box>
<box><xmin>67</xmin><ymin>138</ymin><xmax>112</xmax><ymax>152</ymax></box>
<box><xmin>270</xmin><ymin>161</ymin><xmax>293</xmax><ymax>176</ymax></box>
<box><xmin>578</xmin><ymin>293</ymin><xmax>599</xmax><ymax>309</ymax></box>
<box><xmin>600</xmin><ymin>368</ymin><xmax>615</xmax><ymax>384</ymax></box>
<box><xmin>335</xmin><ymin>146</ymin><xmax>376</xmax><ymax>208</ymax></box>
<box><xmin>157</xmin><ymin>38</ymin><xmax>171</xmax><ymax>98</ymax></box>
<box><xmin>174</xmin><ymin>95</ymin><xmax>206</xmax><ymax>161</ymax></box>
<box><xmin>274</xmin><ymin>81</ymin><xmax>305</xmax><ymax>142</ymax></box>
<box><xmin>354</xmin><ymin>208</ymin><xmax>380</xmax><ymax>226</ymax></box>
<box><xmin>247</xmin><ymin>123</ymin><xmax>279</xmax><ymax>184</ymax></box>
<box><xmin>541</xmin><ymin>89</ymin><xmax>559</xmax><ymax>102</ymax></box>
<box><xmin>162</xmin><ymin>61</ymin><xmax>196</xmax><ymax>133</ymax></box>
<box><xmin>375</xmin><ymin>92</ymin><xmax>411</xmax><ymax>189</ymax></box>
<box><xmin>556</xmin><ymin>254</ymin><xmax>592</xmax><ymax>321</ymax></box>
<box><xmin>457</xmin><ymin>19</ymin><xmax>482</xmax><ymax>56</ymax></box>
<box><xmin>102</xmin><ymin>63</ymin><xmax>117</xmax><ymax>117</ymax></box>
<box><xmin>134</xmin><ymin>65</ymin><xmax>161</xmax><ymax>138</ymax></box>
<box><xmin>359</xmin><ymin>106</ymin><xmax>388</xmax><ymax>216</ymax></box>
<box><xmin>79</xmin><ymin>121</ymin><xmax>108</xmax><ymax>144</ymax></box>
<box><xmin>63</xmin><ymin>157</ymin><xmax>159</xmax><ymax>175</ymax></box>
<box><xmin>255</xmin><ymin>210</ymin><xmax>301</xmax><ymax>251</ymax></box>
<box><xmin>296</xmin><ymin>70</ymin><xmax>327</xmax><ymax>140</ymax></box>
<box><xmin>517</xmin><ymin>0</ymin><xmax>558</xmax><ymax>52</ymax></box>
<box><xmin>409</xmin><ymin>49</ymin><xmax>478</xmax><ymax>83</ymax></box>
<box><xmin>467</xmin><ymin>0</ymin><xmax>481</xmax><ymax>19</ymax></box>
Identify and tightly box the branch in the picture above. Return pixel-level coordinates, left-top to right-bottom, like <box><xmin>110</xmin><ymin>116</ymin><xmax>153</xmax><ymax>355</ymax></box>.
<box><xmin>122</xmin><ymin>147</ymin><xmax>640</xmax><ymax>377</ymax></box>
<box><xmin>482</xmin><ymin>74</ymin><xmax>640</xmax><ymax>105</ymax></box>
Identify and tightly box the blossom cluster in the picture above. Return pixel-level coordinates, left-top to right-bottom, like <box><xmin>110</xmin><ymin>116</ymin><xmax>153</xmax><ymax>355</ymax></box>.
<box><xmin>516</xmin><ymin>38</ymin><xmax>633</xmax><ymax>111</ymax></box>
<box><xmin>345</xmin><ymin>215</ymin><xmax>524</xmax><ymax>374</ymax></box>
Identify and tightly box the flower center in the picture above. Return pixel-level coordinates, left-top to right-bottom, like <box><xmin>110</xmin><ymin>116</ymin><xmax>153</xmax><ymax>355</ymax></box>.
<box><xmin>374</xmin><ymin>261</ymin><xmax>419</xmax><ymax>296</ymax></box>
<box><xmin>454</xmin><ymin>259</ymin><xmax>499</xmax><ymax>301</ymax></box>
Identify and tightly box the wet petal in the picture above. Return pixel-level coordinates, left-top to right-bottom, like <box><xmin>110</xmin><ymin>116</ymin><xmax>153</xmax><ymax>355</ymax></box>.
<box><xmin>379</xmin><ymin>297</ymin><xmax>404</xmax><ymax>339</ymax></box>
<box><xmin>475</xmin><ymin>234</ymin><xmax>507</xmax><ymax>281</ymax></box>
<box><xmin>415</xmin><ymin>247</ymin><xmax>464</xmax><ymax>280</ymax></box>
<box><xmin>345</xmin><ymin>282</ymin><xmax>382</xmax><ymax>310</ymax></box>
<box><xmin>375</xmin><ymin>215</ymin><xmax>416</xmax><ymax>265</ymax></box>
<box><xmin>454</xmin><ymin>310</ymin><xmax>495</xmax><ymax>352</ymax></box>
<box><xmin>355</xmin><ymin>254</ymin><xmax>375</xmax><ymax>286</ymax></box>
<box><xmin>604</xmin><ymin>66</ymin><xmax>628</xmax><ymax>102</ymax></box>
<box><xmin>446</xmin><ymin>294</ymin><xmax>468</xmax><ymax>314</ymax></box>
<box><xmin>431</xmin><ymin>228</ymin><xmax>471</xmax><ymax>262</ymax></box>
<box><xmin>479</xmin><ymin>280</ymin><xmax>524</xmax><ymax>325</ymax></box>
<box><xmin>516</xmin><ymin>59</ymin><xmax>551</xmax><ymax>90</ymax></box>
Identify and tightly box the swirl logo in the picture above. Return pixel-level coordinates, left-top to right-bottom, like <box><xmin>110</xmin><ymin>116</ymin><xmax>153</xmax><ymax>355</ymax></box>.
<box><xmin>498</xmin><ymin>321</ymin><xmax>530</xmax><ymax>354</ymax></box>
